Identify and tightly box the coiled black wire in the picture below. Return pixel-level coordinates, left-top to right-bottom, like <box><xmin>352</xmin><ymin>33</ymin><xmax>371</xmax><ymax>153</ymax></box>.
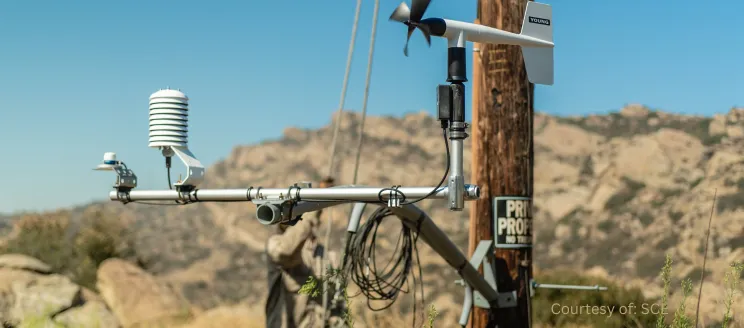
<box><xmin>334</xmin><ymin>127</ymin><xmax>450</xmax><ymax>326</ymax></box>
<box><xmin>342</xmin><ymin>206</ymin><xmax>425</xmax><ymax>327</ymax></box>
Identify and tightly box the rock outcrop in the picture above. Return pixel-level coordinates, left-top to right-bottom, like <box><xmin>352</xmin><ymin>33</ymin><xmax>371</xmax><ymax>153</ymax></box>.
<box><xmin>0</xmin><ymin>254</ymin><xmax>115</xmax><ymax>327</ymax></box>
<box><xmin>0</xmin><ymin>254</ymin><xmax>263</xmax><ymax>328</ymax></box>
<box><xmin>96</xmin><ymin>258</ymin><xmax>192</xmax><ymax>328</ymax></box>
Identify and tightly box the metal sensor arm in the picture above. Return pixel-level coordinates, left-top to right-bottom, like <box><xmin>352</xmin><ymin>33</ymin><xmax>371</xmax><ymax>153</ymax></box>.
<box><xmin>110</xmin><ymin>184</ymin><xmax>481</xmax><ymax>225</ymax></box>
<box><xmin>109</xmin><ymin>185</ymin><xmax>480</xmax><ymax>203</ymax></box>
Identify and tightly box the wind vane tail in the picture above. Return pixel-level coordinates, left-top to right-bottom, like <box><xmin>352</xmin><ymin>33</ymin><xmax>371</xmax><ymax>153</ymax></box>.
<box><xmin>519</xmin><ymin>1</ymin><xmax>554</xmax><ymax>85</ymax></box>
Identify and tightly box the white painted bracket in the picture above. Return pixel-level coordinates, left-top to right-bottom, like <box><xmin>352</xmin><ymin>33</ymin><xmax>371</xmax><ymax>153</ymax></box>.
<box><xmin>171</xmin><ymin>146</ymin><xmax>205</xmax><ymax>188</ymax></box>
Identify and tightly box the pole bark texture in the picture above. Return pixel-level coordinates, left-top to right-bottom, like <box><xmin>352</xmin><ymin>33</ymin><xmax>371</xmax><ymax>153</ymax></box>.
<box><xmin>468</xmin><ymin>0</ymin><xmax>535</xmax><ymax>327</ymax></box>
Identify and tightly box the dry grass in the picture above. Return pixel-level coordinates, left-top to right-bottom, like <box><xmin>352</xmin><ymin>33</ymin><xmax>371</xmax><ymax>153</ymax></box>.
<box><xmin>176</xmin><ymin>305</ymin><xmax>265</xmax><ymax>328</ymax></box>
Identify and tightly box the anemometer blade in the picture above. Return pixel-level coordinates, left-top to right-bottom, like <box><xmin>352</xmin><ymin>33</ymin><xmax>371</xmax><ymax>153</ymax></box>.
<box><xmin>391</xmin><ymin>0</ymin><xmax>433</xmax><ymax>56</ymax></box>
<box><xmin>418</xmin><ymin>22</ymin><xmax>432</xmax><ymax>46</ymax></box>
<box><xmin>404</xmin><ymin>26</ymin><xmax>414</xmax><ymax>56</ymax></box>
<box><xmin>389</xmin><ymin>2</ymin><xmax>410</xmax><ymax>22</ymax></box>
<box><xmin>402</xmin><ymin>24</ymin><xmax>432</xmax><ymax>57</ymax></box>
<box><xmin>409</xmin><ymin>0</ymin><xmax>431</xmax><ymax>22</ymax></box>
<box><xmin>519</xmin><ymin>1</ymin><xmax>554</xmax><ymax>85</ymax></box>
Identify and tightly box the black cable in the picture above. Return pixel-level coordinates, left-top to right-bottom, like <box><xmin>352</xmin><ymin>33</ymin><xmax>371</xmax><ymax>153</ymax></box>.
<box><xmin>303</xmin><ymin>127</ymin><xmax>451</xmax><ymax>205</ymax></box>
<box><xmin>376</xmin><ymin>127</ymin><xmax>450</xmax><ymax>206</ymax></box>
<box><xmin>165</xmin><ymin>156</ymin><xmax>190</xmax><ymax>205</ymax></box>
<box><xmin>342</xmin><ymin>206</ymin><xmax>425</xmax><ymax>326</ymax></box>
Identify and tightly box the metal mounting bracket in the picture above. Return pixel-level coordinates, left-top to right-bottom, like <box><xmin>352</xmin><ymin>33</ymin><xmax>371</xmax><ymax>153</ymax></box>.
<box><xmin>455</xmin><ymin>240</ymin><xmax>517</xmax><ymax>327</ymax></box>
<box><xmin>171</xmin><ymin>146</ymin><xmax>205</xmax><ymax>188</ymax></box>
<box><xmin>112</xmin><ymin>165</ymin><xmax>137</xmax><ymax>190</ymax></box>
<box><xmin>461</xmin><ymin>240</ymin><xmax>517</xmax><ymax>309</ymax></box>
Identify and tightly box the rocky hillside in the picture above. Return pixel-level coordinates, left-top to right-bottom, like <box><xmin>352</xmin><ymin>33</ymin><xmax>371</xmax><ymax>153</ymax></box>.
<box><xmin>2</xmin><ymin>104</ymin><xmax>744</xmax><ymax>326</ymax></box>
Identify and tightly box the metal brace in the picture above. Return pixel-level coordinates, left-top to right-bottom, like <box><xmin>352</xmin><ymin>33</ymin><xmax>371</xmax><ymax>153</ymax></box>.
<box><xmin>456</xmin><ymin>240</ymin><xmax>517</xmax><ymax>308</ymax></box>
<box><xmin>455</xmin><ymin>240</ymin><xmax>517</xmax><ymax>327</ymax></box>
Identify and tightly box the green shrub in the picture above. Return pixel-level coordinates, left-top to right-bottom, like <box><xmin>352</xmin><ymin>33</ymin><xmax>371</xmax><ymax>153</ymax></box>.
<box><xmin>690</xmin><ymin>177</ymin><xmax>705</xmax><ymax>189</ymax></box>
<box><xmin>639</xmin><ymin>211</ymin><xmax>655</xmax><ymax>227</ymax></box>
<box><xmin>669</xmin><ymin>211</ymin><xmax>685</xmax><ymax>223</ymax></box>
<box><xmin>532</xmin><ymin>270</ymin><xmax>658</xmax><ymax>328</ymax></box>
<box><xmin>722</xmin><ymin>262</ymin><xmax>744</xmax><ymax>328</ymax></box>
<box><xmin>605</xmin><ymin>177</ymin><xmax>645</xmax><ymax>211</ymax></box>
<box><xmin>655</xmin><ymin>255</ymin><xmax>743</xmax><ymax>328</ymax></box>
<box><xmin>716</xmin><ymin>194</ymin><xmax>743</xmax><ymax>213</ymax></box>
<box><xmin>0</xmin><ymin>209</ymin><xmax>137</xmax><ymax>290</ymax></box>
<box><xmin>638</xmin><ymin>252</ymin><xmax>669</xmax><ymax>279</ymax></box>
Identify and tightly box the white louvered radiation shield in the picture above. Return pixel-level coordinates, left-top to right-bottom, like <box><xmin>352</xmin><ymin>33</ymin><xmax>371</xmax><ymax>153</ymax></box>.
<box><xmin>148</xmin><ymin>88</ymin><xmax>189</xmax><ymax>148</ymax></box>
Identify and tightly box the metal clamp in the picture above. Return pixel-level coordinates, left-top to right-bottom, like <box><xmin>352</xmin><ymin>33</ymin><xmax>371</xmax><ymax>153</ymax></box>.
<box><xmin>387</xmin><ymin>186</ymin><xmax>403</xmax><ymax>208</ymax></box>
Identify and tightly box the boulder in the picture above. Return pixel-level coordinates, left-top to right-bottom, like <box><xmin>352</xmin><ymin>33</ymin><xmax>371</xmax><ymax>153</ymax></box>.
<box><xmin>17</xmin><ymin>316</ymin><xmax>65</xmax><ymax>327</ymax></box>
<box><xmin>54</xmin><ymin>301</ymin><xmax>120</xmax><ymax>328</ymax></box>
<box><xmin>0</xmin><ymin>268</ymin><xmax>81</xmax><ymax>326</ymax></box>
<box><xmin>97</xmin><ymin>258</ymin><xmax>192</xmax><ymax>327</ymax></box>
<box><xmin>0</xmin><ymin>254</ymin><xmax>52</xmax><ymax>273</ymax></box>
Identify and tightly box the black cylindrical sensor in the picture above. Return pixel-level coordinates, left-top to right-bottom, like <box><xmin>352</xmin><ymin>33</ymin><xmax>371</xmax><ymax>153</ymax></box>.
<box><xmin>447</xmin><ymin>47</ymin><xmax>467</xmax><ymax>83</ymax></box>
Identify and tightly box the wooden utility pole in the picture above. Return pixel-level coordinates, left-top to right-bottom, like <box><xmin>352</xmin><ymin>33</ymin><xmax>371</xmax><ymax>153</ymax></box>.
<box><xmin>468</xmin><ymin>0</ymin><xmax>535</xmax><ymax>327</ymax></box>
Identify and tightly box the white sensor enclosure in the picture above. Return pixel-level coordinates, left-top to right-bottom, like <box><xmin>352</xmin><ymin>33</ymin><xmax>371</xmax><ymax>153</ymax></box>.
<box><xmin>93</xmin><ymin>152</ymin><xmax>119</xmax><ymax>171</ymax></box>
<box><xmin>149</xmin><ymin>89</ymin><xmax>189</xmax><ymax>148</ymax></box>
<box><xmin>149</xmin><ymin>88</ymin><xmax>205</xmax><ymax>188</ymax></box>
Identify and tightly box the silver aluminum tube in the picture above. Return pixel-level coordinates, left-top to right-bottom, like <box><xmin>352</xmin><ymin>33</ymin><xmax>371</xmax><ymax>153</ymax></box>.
<box><xmin>388</xmin><ymin>205</ymin><xmax>499</xmax><ymax>304</ymax></box>
<box><xmin>447</xmin><ymin>135</ymin><xmax>465</xmax><ymax>211</ymax></box>
<box><xmin>109</xmin><ymin>184</ymin><xmax>480</xmax><ymax>203</ymax></box>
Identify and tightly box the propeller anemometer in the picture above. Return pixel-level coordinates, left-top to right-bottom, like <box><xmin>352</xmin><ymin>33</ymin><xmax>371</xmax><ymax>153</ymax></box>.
<box><xmin>389</xmin><ymin>0</ymin><xmax>433</xmax><ymax>56</ymax></box>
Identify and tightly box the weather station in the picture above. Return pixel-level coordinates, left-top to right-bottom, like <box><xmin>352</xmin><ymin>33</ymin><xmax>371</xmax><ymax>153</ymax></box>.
<box><xmin>92</xmin><ymin>1</ymin><xmax>606</xmax><ymax>327</ymax></box>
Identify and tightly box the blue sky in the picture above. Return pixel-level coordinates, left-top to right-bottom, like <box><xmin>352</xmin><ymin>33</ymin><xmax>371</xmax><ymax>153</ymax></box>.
<box><xmin>1</xmin><ymin>0</ymin><xmax>743</xmax><ymax>214</ymax></box>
